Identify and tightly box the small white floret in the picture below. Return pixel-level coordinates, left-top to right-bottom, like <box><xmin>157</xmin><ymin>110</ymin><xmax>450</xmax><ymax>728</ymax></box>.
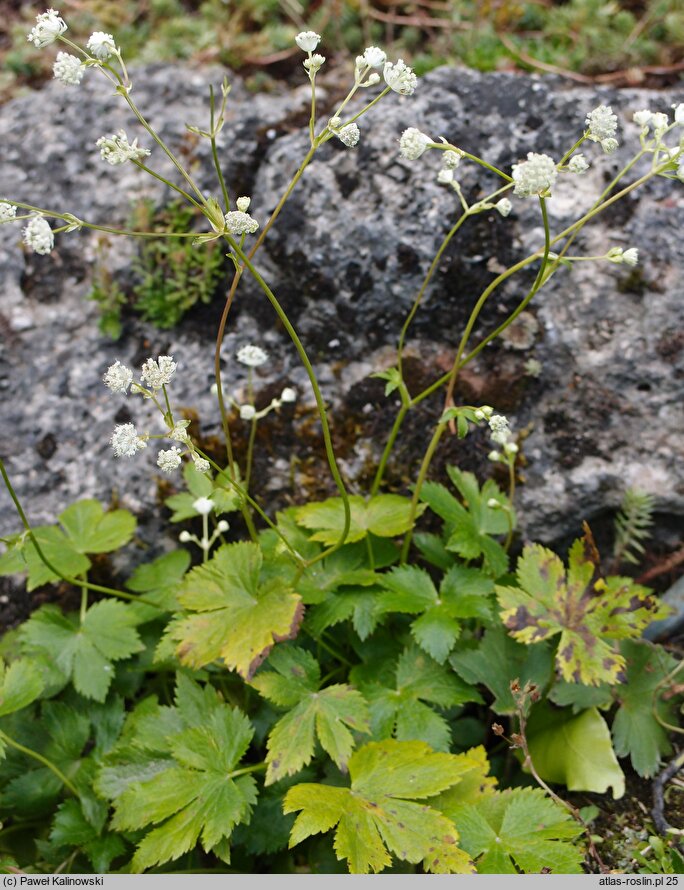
<box><xmin>27</xmin><ymin>8</ymin><xmax>67</xmax><ymax>47</ymax></box>
<box><xmin>337</xmin><ymin>123</ymin><xmax>360</xmax><ymax>148</ymax></box>
<box><xmin>157</xmin><ymin>447</ymin><xmax>183</xmax><ymax>473</ymax></box>
<box><xmin>399</xmin><ymin>128</ymin><xmax>432</xmax><ymax>160</ymax></box>
<box><xmin>383</xmin><ymin>59</ymin><xmax>417</xmax><ymax>95</ymax></box>
<box><xmin>295</xmin><ymin>31</ymin><xmax>321</xmax><ymax>52</ymax></box>
<box><xmin>568</xmin><ymin>154</ymin><xmax>589</xmax><ymax>174</ymax></box>
<box><xmin>103</xmin><ymin>360</ymin><xmax>133</xmax><ymax>394</ymax></box>
<box><xmin>511</xmin><ymin>152</ymin><xmax>557</xmax><ymax>198</ymax></box>
<box><xmin>23</xmin><ymin>215</ymin><xmax>54</xmax><ymax>255</ymax></box>
<box><xmin>96</xmin><ymin>130</ymin><xmax>151</xmax><ymax>165</ymax></box>
<box><xmin>585</xmin><ymin>105</ymin><xmax>618</xmax><ymax>143</ymax></box>
<box><xmin>111</xmin><ymin>423</ymin><xmax>147</xmax><ymax>458</ymax></box>
<box><xmin>224</xmin><ymin>210</ymin><xmax>259</xmax><ymax>235</ymax></box>
<box><xmin>0</xmin><ymin>203</ymin><xmax>17</xmax><ymax>223</ymax></box>
<box><xmin>240</xmin><ymin>404</ymin><xmax>256</xmax><ymax>421</ymax></box>
<box><xmin>141</xmin><ymin>355</ymin><xmax>176</xmax><ymax>390</ymax></box>
<box><xmin>236</xmin><ymin>196</ymin><xmax>251</xmax><ymax>212</ymax></box>
<box><xmin>192</xmin><ymin>455</ymin><xmax>210</xmax><ymax>474</ymax></box>
<box><xmin>360</xmin><ymin>46</ymin><xmax>386</xmax><ymax>68</ymax></box>
<box><xmin>53</xmin><ymin>52</ymin><xmax>84</xmax><ymax>86</ymax></box>
<box><xmin>303</xmin><ymin>54</ymin><xmax>325</xmax><ymax>73</ymax></box>
<box><xmin>495</xmin><ymin>198</ymin><xmax>512</xmax><ymax>217</ymax></box>
<box><xmin>280</xmin><ymin>387</ymin><xmax>297</xmax><ymax>403</ymax></box>
<box><xmin>237</xmin><ymin>344</ymin><xmax>268</xmax><ymax>367</ymax></box>
<box><xmin>193</xmin><ymin>497</ymin><xmax>214</xmax><ymax>516</ymax></box>
<box><xmin>87</xmin><ymin>31</ymin><xmax>117</xmax><ymax>61</ymax></box>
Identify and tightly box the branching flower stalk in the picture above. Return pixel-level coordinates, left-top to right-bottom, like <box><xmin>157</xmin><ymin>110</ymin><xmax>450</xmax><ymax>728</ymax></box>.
<box><xmin>495</xmin><ymin>680</ymin><xmax>609</xmax><ymax>874</ymax></box>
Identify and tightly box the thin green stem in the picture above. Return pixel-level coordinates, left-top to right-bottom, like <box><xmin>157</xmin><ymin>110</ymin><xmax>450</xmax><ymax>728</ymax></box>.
<box><xmin>399</xmin><ymin>423</ymin><xmax>444</xmax><ymax>563</ymax></box>
<box><xmin>225</xmin><ymin>240</ymin><xmax>351</xmax><ymax>564</ymax></box>
<box><xmin>228</xmin><ymin>762</ymin><xmax>267</xmax><ymax>780</ymax></box>
<box><xmin>193</xmin><ymin>449</ymin><xmax>304</xmax><ymax>566</ymax></box>
<box><xmin>209</xmin><ymin>85</ymin><xmax>231</xmax><ymax>211</ymax></box>
<box><xmin>0</xmin><ymin>457</ymin><xmax>161</xmax><ymax>607</ymax></box>
<box><xmin>79</xmin><ymin>574</ymin><xmax>88</xmax><ymax>623</ymax></box>
<box><xmin>244</xmin><ymin>417</ymin><xmax>258</xmax><ymax>494</ymax></box>
<box><xmin>0</xmin><ymin>730</ymin><xmax>79</xmax><ymax>797</ymax></box>
<box><xmin>429</xmin><ymin>142</ymin><xmax>512</xmax><ymax>181</ymax></box>
<box><xmin>132</xmin><ymin>161</ymin><xmax>204</xmax><ymax>210</ymax></box>
<box><xmin>370</xmin><ymin>401</ymin><xmax>409</xmax><ymax>497</ymax></box>
<box><xmin>117</xmin><ymin>88</ymin><xmax>206</xmax><ymax>205</ymax></box>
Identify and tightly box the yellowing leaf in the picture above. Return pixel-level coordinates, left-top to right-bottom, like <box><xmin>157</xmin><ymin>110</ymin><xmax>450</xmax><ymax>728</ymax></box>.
<box><xmin>497</xmin><ymin>536</ymin><xmax>668</xmax><ymax>685</ymax></box>
<box><xmin>295</xmin><ymin>495</ymin><xmax>423</xmax><ymax>546</ymax></box>
<box><xmin>527</xmin><ymin>704</ymin><xmax>625</xmax><ymax>799</ymax></box>
<box><xmin>284</xmin><ymin>740</ymin><xmax>476</xmax><ymax>874</ymax></box>
<box><xmin>166</xmin><ymin>543</ymin><xmax>303</xmax><ymax>679</ymax></box>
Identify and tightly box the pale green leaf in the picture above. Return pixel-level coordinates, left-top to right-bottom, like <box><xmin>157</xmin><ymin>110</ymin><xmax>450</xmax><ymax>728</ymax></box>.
<box><xmin>295</xmin><ymin>495</ymin><xmax>423</xmax><ymax>546</ymax></box>
<box><xmin>527</xmin><ymin>705</ymin><xmax>625</xmax><ymax>799</ymax></box>
<box><xmin>285</xmin><ymin>740</ymin><xmax>475</xmax><ymax>874</ymax></box>
<box><xmin>59</xmin><ymin>499</ymin><xmax>136</xmax><ymax>554</ymax></box>
<box><xmin>0</xmin><ymin>657</ymin><xmax>44</xmax><ymax>717</ymax></box>
<box><xmin>22</xmin><ymin>526</ymin><xmax>92</xmax><ymax>590</ymax></box>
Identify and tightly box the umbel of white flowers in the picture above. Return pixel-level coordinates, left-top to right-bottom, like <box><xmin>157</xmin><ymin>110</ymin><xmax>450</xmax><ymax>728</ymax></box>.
<box><xmin>103</xmin><ymin>355</ymin><xmax>210</xmax><ymax>474</ymax></box>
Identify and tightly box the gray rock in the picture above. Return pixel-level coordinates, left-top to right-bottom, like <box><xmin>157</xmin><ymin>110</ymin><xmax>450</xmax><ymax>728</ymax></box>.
<box><xmin>0</xmin><ymin>63</ymin><xmax>682</xmax><ymax>563</ymax></box>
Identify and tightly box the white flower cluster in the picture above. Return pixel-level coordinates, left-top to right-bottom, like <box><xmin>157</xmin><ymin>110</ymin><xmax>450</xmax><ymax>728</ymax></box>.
<box><xmin>295</xmin><ymin>31</ymin><xmax>321</xmax><ymax>53</ymax></box>
<box><xmin>141</xmin><ymin>355</ymin><xmax>177</xmax><ymax>390</ymax></box>
<box><xmin>511</xmin><ymin>152</ymin><xmax>558</xmax><ymax>198</ymax></box>
<box><xmin>224</xmin><ymin>210</ymin><xmax>259</xmax><ymax>235</ymax></box>
<box><xmin>487</xmin><ymin>413</ymin><xmax>518</xmax><ymax>463</ymax></box>
<box><xmin>399</xmin><ymin>128</ymin><xmax>432</xmax><ymax>161</ymax></box>
<box><xmin>585</xmin><ymin>105</ymin><xmax>619</xmax><ymax>153</ymax></box>
<box><xmin>0</xmin><ymin>203</ymin><xmax>17</xmax><ymax>223</ymax></box>
<box><xmin>237</xmin><ymin>344</ymin><xmax>268</xmax><ymax>367</ymax></box>
<box><xmin>383</xmin><ymin>59</ymin><xmax>417</xmax><ymax>96</ymax></box>
<box><xmin>607</xmin><ymin>247</ymin><xmax>639</xmax><ymax>266</ymax></box>
<box><xmin>53</xmin><ymin>52</ymin><xmax>85</xmax><ymax>86</ymax></box>
<box><xmin>96</xmin><ymin>130</ymin><xmax>151</xmax><ymax>166</ymax></box>
<box><xmin>568</xmin><ymin>154</ymin><xmax>589</xmax><ymax>174</ymax></box>
<box><xmin>87</xmin><ymin>31</ymin><xmax>117</xmax><ymax>61</ymax></box>
<box><xmin>337</xmin><ymin>123</ymin><xmax>360</xmax><ymax>148</ymax></box>
<box><xmin>23</xmin><ymin>215</ymin><xmax>54</xmax><ymax>255</ymax></box>
<box><xmin>236</xmin><ymin>386</ymin><xmax>297</xmax><ymax>423</ymax></box>
<box><xmin>104</xmin><ymin>354</ymin><xmax>210</xmax><ymax>473</ymax></box>
<box><xmin>27</xmin><ymin>8</ymin><xmax>67</xmax><ymax>48</ymax></box>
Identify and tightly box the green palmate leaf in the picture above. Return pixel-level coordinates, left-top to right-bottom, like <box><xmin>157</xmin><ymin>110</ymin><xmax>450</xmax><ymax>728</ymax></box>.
<box><xmin>111</xmin><ymin>704</ymin><xmax>257</xmax><ymax>872</ymax></box>
<box><xmin>251</xmin><ymin>646</ymin><xmax>370</xmax><ymax>784</ymax></box>
<box><xmin>497</xmin><ymin>536</ymin><xmax>668</xmax><ymax>686</ymax></box>
<box><xmin>378</xmin><ymin>564</ymin><xmax>495</xmax><ymax>663</ymax></box>
<box><xmin>450</xmin><ymin>625</ymin><xmax>554</xmax><ymax>714</ymax></box>
<box><xmin>296</xmin><ymin>543</ymin><xmax>380</xmax><ymax>605</ymax></box>
<box><xmin>450</xmin><ymin>787</ymin><xmax>584</xmax><ymax>874</ymax></box>
<box><xmin>295</xmin><ymin>495</ymin><xmax>424</xmax><ymax>546</ymax></box>
<box><xmin>357</xmin><ymin>644</ymin><xmax>482</xmax><ymax>752</ymax></box>
<box><xmin>548</xmin><ymin>680</ymin><xmax>612</xmax><ymax>713</ymax></box>
<box><xmin>527</xmin><ymin>704</ymin><xmax>625</xmax><ymax>799</ymax></box>
<box><xmin>420</xmin><ymin>469</ymin><xmax>512</xmax><ymax>578</ymax></box>
<box><xmin>58</xmin><ymin>499</ymin><xmax>136</xmax><ymax>554</ymax></box>
<box><xmin>284</xmin><ymin>740</ymin><xmax>476</xmax><ymax>874</ymax></box>
<box><xmin>20</xmin><ymin>602</ymin><xmax>144</xmax><ymax>702</ymax></box>
<box><xmin>0</xmin><ymin>657</ymin><xmax>44</xmax><ymax>719</ymax></box>
<box><xmin>5</xmin><ymin>526</ymin><xmax>92</xmax><ymax>591</ymax></box>
<box><xmin>126</xmin><ymin>549</ymin><xmax>190</xmax><ymax>622</ymax></box>
<box><xmin>49</xmin><ymin>799</ymin><xmax>126</xmax><ymax>872</ymax></box>
<box><xmin>611</xmin><ymin>640</ymin><xmax>680</xmax><ymax>778</ymax></box>
<box><xmin>166</xmin><ymin>543</ymin><xmax>303</xmax><ymax>679</ymax></box>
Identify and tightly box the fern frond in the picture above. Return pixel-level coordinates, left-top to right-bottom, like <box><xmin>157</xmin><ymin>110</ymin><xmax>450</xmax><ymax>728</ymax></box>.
<box><xmin>612</xmin><ymin>489</ymin><xmax>655</xmax><ymax>568</ymax></box>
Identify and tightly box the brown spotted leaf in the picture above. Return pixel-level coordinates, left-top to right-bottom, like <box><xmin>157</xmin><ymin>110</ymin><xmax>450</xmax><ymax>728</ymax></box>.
<box><xmin>166</xmin><ymin>543</ymin><xmax>302</xmax><ymax>679</ymax></box>
<box><xmin>496</xmin><ymin>538</ymin><xmax>670</xmax><ymax>686</ymax></box>
<box><xmin>284</xmin><ymin>740</ymin><xmax>476</xmax><ymax>874</ymax></box>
